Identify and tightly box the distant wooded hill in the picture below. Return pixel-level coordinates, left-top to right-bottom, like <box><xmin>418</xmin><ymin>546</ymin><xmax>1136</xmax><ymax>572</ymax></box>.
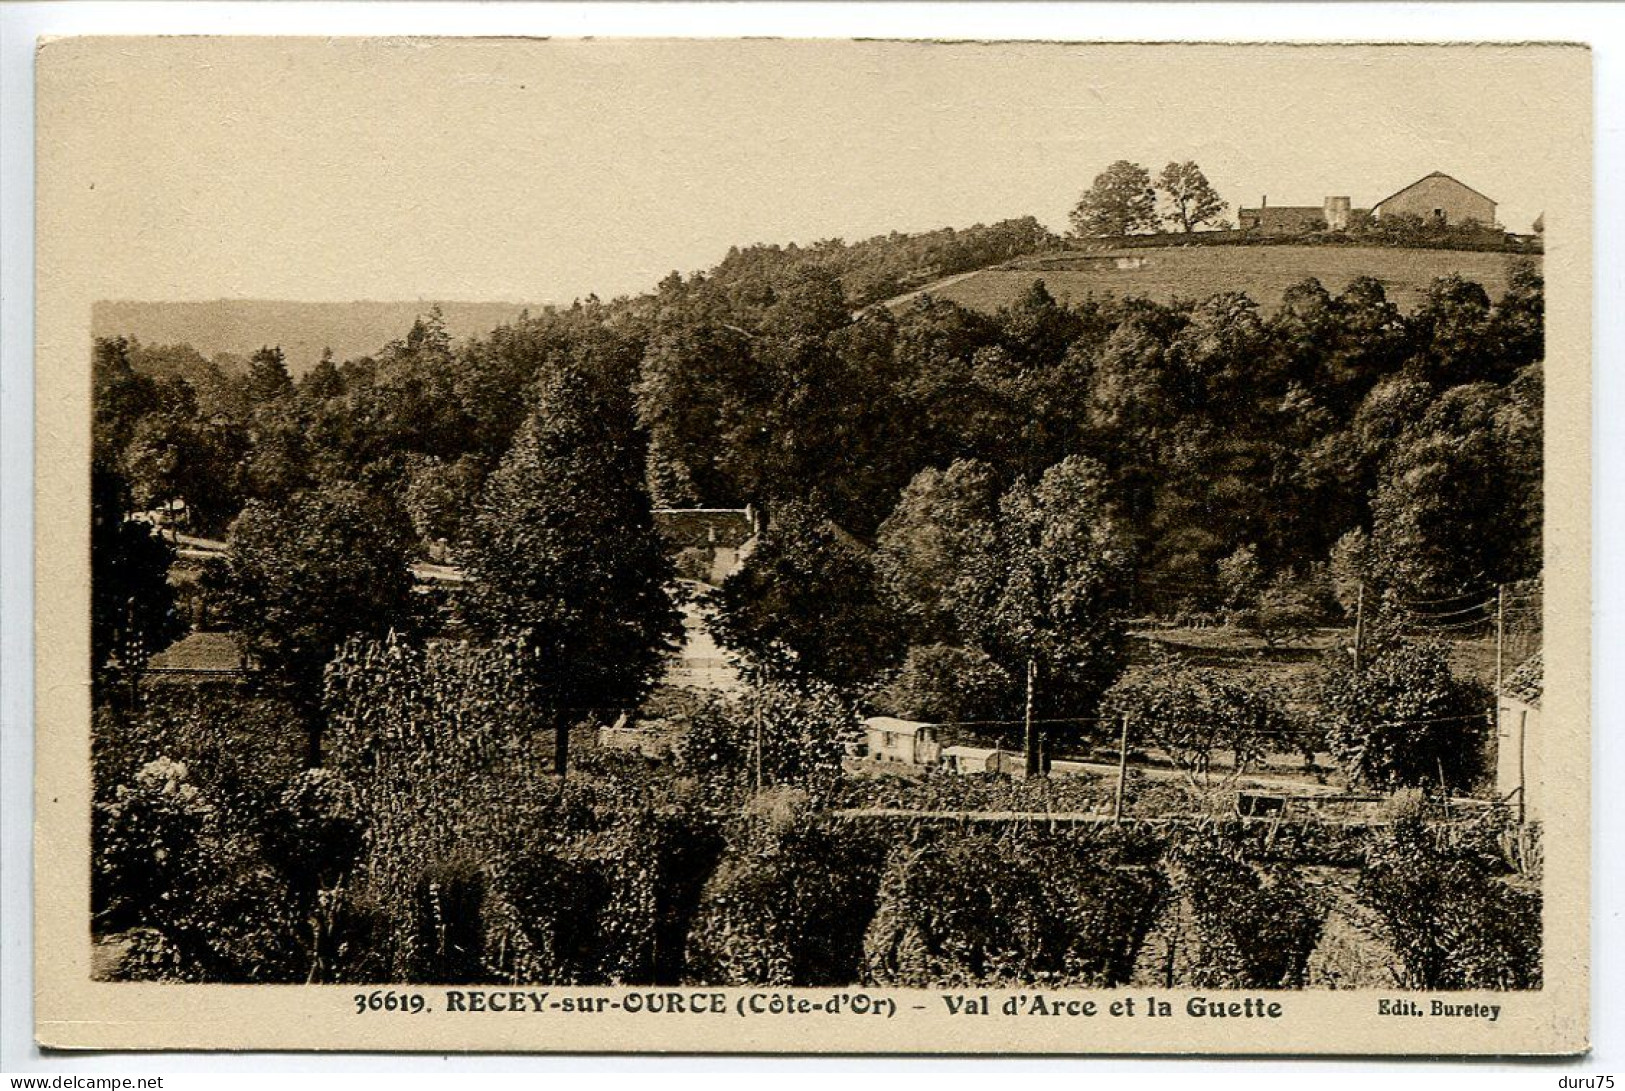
<box><xmin>92</xmin><ymin>300</ymin><xmax>546</xmax><ymax>376</ymax></box>
<box><xmin>90</xmin><ymin>218</ymin><xmax>1061</xmax><ymax>374</ymax></box>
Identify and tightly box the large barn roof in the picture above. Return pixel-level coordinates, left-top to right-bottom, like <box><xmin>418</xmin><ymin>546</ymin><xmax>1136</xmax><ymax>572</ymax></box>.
<box><xmin>1372</xmin><ymin>171</ymin><xmax>1496</xmax><ymax>211</ymax></box>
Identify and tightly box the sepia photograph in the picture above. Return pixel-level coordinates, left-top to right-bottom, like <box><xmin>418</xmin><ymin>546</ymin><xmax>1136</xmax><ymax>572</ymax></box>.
<box><xmin>27</xmin><ymin>35</ymin><xmax>1591</xmax><ymax>1055</ymax></box>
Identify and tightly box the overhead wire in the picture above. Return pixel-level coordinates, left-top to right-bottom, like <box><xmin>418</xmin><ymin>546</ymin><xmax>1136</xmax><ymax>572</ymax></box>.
<box><xmin>1394</xmin><ymin>599</ymin><xmax>1496</xmax><ymax>620</ymax></box>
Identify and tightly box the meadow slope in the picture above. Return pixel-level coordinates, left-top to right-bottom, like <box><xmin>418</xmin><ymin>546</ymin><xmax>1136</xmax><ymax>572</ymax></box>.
<box><xmin>886</xmin><ymin>244</ymin><xmax>1536</xmax><ymax>316</ymax></box>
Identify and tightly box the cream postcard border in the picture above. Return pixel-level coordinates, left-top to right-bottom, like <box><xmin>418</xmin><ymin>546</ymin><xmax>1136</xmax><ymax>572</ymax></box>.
<box><xmin>32</xmin><ymin>37</ymin><xmax>1592</xmax><ymax>1055</ymax></box>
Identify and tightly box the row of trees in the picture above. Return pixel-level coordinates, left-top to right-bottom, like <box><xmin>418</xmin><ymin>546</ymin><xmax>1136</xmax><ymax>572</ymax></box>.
<box><xmin>1070</xmin><ymin>160</ymin><xmax>1229</xmax><ymax>237</ymax></box>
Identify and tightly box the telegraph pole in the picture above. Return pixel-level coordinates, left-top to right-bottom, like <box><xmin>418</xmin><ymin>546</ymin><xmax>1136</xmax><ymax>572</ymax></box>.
<box><xmin>1113</xmin><ymin>712</ymin><xmax>1130</xmax><ymax>822</ymax></box>
<box><xmin>1495</xmin><ymin>584</ymin><xmax>1506</xmax><ymax>695</ymax></box>
<box><xmin>1495</xmin><ymin>584</ymin><xmax>1523</xmax><ymax>823</ymax></box>
<box><xmin>1353</xmin><ymin>579</ymin><xmax>1365</xmax><ymax>673</ymax></box>
<box><xmin>753</xmin><ymin>696</ymin><xmax>764</xmax><ymax>792</ymax></box>
<box><xmin>1023</xmin><ymin>657</ymin><xmax>1039</xmax><ymax>778</ymax></box>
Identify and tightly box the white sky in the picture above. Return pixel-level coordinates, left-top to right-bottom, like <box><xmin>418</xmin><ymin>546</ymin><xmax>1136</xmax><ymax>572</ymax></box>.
<box><xmin>44</xmin><ymin>38</ymin><xmax>1579</xmax><ymax>303</ymax></box>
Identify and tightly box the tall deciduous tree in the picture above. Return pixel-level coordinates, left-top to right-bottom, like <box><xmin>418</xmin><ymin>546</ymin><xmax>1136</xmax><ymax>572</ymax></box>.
<box><xmin>959</xmin><ymin>456</ymin><xmax>1134</xmax><ymax>773</ymax></box>
<box><xmin>218</xmin><ymin>484</ymin><xmax>419</xmax><ymax>762</ymax></box>
<box><xmin>1156</xmin><ymin>160</ymin><xmax>1229</xmax><ymax>233</ymax></box>
<box><xmin>874</xmin><ymin>643</ymin><xmax>1016</xmax><ymax>726</ymax></box>
<box><xmin>712</xmin><ymin>501</ymin><xmax>902</xmax><ymax>691</ymax></box>
<box><xmin>1069</xmin><ymin>161</ymin><xmax>1158</xmax><ymax>238</ymax></box>
<box><xmin>874</xmin><ymin>459</ymin><xmax>1003</xmax><ymax>642</ymax></box>
<box><xmin>1369</xmin><ymin>382</ymin><xmax>1536</xmax><ymax>598</ymax></box>
<box><xmin>460</xmin><ymin>362</ymin><xmax>681</xmax><ymax>777</ymax></box>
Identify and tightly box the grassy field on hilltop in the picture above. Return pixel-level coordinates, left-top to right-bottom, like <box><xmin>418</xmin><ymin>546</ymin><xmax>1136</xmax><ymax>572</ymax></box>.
<box><xmin>889</xmin><ymin>244</ymin><xmax>1535</xmax><ymax>316</ymax></box>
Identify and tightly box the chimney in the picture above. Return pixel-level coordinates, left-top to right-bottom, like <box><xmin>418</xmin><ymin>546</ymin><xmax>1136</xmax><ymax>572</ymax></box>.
<box><xmin>1261</xmin><ymin>195</ymin><xmax>1267</xmax><ymax>208</ymax></box>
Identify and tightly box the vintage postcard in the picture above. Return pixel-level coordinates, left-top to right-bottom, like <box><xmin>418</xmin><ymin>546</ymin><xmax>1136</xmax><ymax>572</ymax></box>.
<box><xmin>34</xmin><ymin>38</ymin><xmax>1590</xmax><ymax>1053</ymax></box>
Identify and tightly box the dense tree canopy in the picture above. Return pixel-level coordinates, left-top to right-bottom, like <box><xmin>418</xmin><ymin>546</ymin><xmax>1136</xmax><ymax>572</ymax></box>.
<box><xmin>91</xmin><ymin>466</ymin><xmax>185</xmax><ymax>698</ymax></box>
<box><xmin>92</xmin><ymin>227</ymin><xmax>1543</xmax><ymax>629</ymax></box>
<box><xmin>91</xmin><ymin>222</ymin><xmax>1544</xmax><ymax>758</ymax></box>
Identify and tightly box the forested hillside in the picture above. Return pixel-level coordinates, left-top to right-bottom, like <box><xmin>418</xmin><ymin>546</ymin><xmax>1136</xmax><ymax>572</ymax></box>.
<box><xmin>90</xmin><ymin>221</ymin><xmax>1544</xmax><ymax>987</ymax></box>
<box><xmin>96</xmin><ymin>236</ymin><xmax>1543</xmax><ymax>631</ymax></box>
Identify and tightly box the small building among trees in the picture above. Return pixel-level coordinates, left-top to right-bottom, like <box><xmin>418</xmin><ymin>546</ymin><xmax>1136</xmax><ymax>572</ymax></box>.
<box><xmin>653</xmin><ymin>506</ymin><xmax>760</xmax><ymax>585</ymax></box>
<box><xmin>941</xmin><ymin>744</ymin><xmax>1000</xmax><ymax>775</ymax></box>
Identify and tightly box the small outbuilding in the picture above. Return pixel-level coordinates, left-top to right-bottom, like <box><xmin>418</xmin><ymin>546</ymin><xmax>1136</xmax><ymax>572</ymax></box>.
<box><xmin>1238</xmin><ymin>195</ymin><xmax>1363</xmax><ymax>235</ymax></box>
<box><xmin>863</xmin><ymin>716</ymin><xmax>943</xmax><ymax>767</ymax></box>
<box><xmin>941</xmin><ymin>745</ymin><xmax>1000</xmax><ymax>775</ymax></box>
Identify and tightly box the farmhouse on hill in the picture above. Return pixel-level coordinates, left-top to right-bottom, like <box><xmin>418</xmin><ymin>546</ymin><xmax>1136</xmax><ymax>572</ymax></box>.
<box><xmin>1238</xmin><ymin>171</ymin><xmax>1496</xmax><ymax>236</ymax></box>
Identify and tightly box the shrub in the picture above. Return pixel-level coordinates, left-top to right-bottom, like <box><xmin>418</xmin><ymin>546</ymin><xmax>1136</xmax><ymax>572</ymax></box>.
<box><xmin>93</xmin><ymin>757</ymin><xmax>306</xmax><ymax>982</ymax></box>
<box><xmin>863</xmin><ymin>826</ymin><xmax>1163</xmax><ymax>987</ymax></box>
<box><xmin>1101</xmin><ymin>651</ymin><xmax>1298</xmax><ymax>794</ymax></box>
<box><xmin>831</xmin><ymin>770</ymin><xmax>1111</xmax><ymax>815</ymax></box>
<box><xmin>1164</xmin><ymin>830</ymin><xmax>1324</xmax><ymax>988</ymax></box>
<box><xmin>1359</xmin><ymin>819</ymin><xmax>1541</xmax><ymax>989</ymax></box>
<box><xmin>1317</xmin><ymin>633</ymin><xmax>1490</xmax><ymax>792</ymax></box>
<box><xmin>93</xmin><ymin>757</ymin><xmax>217</xmax><ymax>934</ymax></box>
<box><xmin>92</xmin><ymin>687</ymin><xmax>306</xmax><ymax>811</ymax></box>
<box><xmin>685</xmin><ymin>814</ymin><xmax>888</xmax><ymax>985</ymax></box>
<box><xmin>396</xmin><ymin>855</ymin><xmax>490</xmax><ymax>984</ymax></box>
<box><xmin>672</xmin><ymin>679</ymin><xmax>856</xmax><ymax>798</ymax></box>
<box><xmin>262</xmin><ymin>769</ymin><xmax>367</xmax><ymax>895</ymax></box>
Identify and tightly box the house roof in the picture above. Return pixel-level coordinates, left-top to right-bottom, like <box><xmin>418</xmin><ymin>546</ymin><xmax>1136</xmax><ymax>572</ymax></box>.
<box><xmin>1501</xmin><ymin>651</ymin><xmax>1542</xmax><ymax>708</ymax></box>
<box><xmin>864</xmin><ymin>716</ymin><xmax>937</xmax><ymax>736</ymax></box>
<box><xmin>1239</xmin><ymin>206</ymin><xmax>1324</xmax><ymax>217</ymax></box>
<box><xmin>652</xmin><ymin>507</ymin><xmax>757</xmax><ymax>550</ymax></box>
<box><xmin>1372</xmin><ymin>171</ymin><xmax>1496</xmax><ymax>211</ymax></box>
<box><xmin>147</xmin><ymin>631</ymin><xmax>245</xmax><ymax>671</ymax></box>
<box><xmin>1237</xmin><ymin>206</ymin><xmax>1340</xmax><ymax>233</ymax></box>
